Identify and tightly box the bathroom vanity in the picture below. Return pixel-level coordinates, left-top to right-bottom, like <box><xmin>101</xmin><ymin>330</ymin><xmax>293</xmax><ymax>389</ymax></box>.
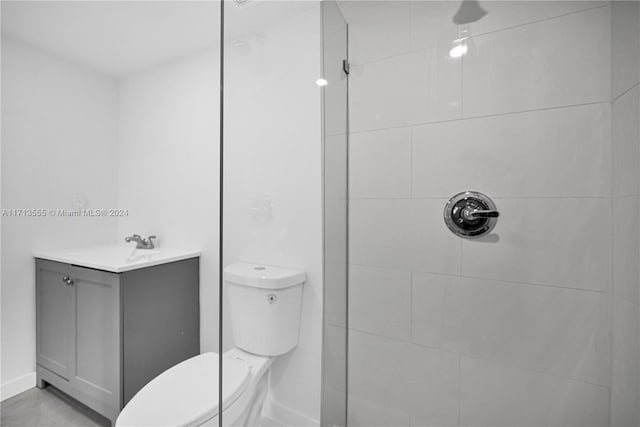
<box><xmin>34</xmin><ymin>245</ymin><xmax>200</xmax><ymax>425</ymax></box>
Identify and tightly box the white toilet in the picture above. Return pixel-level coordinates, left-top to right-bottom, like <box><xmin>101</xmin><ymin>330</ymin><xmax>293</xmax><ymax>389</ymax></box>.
<box><xmin>116</xmin><ymin>263</ymin><xmax>306</xmax><ymax>427</ymax></box>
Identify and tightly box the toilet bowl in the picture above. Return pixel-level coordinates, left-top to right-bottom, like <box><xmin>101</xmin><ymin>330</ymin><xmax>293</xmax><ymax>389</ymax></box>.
<box><xmin>116</xmin><ymin>348</ymin><xmax>272</xmax><ymax>427</ymax></box>
<box><xmin>116</xmin><ymin>263</ymin><xmax>306</xmax><ymax>427</ymax></box>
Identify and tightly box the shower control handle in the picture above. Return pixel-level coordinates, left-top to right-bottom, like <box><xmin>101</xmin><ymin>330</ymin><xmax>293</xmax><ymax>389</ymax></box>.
<box><xmin>462</xmin><ymin>208</ymin><xmax>499</xmax><ymax>220</ymax></box>
<box><xmin>444</xmin><ymin>191</ymin><xmax>500</xmax><ymax>238</ymax></box>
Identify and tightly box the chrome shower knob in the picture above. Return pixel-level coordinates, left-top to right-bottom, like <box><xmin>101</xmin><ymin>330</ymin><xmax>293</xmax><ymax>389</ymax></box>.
<box><xmin>444</xmin><ymin>191</ymin><xmax>499</xmax><ymax>238</ymax></box>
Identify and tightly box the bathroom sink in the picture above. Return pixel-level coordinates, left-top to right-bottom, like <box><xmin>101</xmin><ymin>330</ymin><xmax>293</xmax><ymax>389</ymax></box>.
<box><xmin>34</xmin><ymin>244</ymin><xmax>200</xmax><ymax>273</ymax></box>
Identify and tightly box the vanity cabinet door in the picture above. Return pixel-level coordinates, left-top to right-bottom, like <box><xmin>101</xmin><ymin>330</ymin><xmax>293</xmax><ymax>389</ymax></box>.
<box><xmin>70</xmin><ymin>265</ymin><xmax>121</xmax><ymax>413</ymax></box>
<box><xmin>36</xmin><ymin>260</ymin><xmax>74</xmax><ymax>380</ymax></box>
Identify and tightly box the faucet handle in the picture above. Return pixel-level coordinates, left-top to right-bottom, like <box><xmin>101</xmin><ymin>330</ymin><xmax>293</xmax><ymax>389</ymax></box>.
<box><xmin>146</xmin><ymin>235</ymin><xmax>157</xmax><ymax>249</ymax></box>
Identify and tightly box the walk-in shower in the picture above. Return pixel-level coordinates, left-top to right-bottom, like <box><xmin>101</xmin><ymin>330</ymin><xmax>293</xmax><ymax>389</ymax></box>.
<box><xmin>322</xmin><ymin>1</ymin><xmax>639</xmax><ymax>426</ymax></box>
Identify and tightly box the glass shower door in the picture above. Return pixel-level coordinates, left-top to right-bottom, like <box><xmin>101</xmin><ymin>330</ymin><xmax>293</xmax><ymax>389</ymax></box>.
<box><xmin>321</xmin><ymin>2</ymin><xmax>349</xmax><ymax>427</ymax></box>
<box><xmin>221</xmin><ymin>2</ymin><xmax>331</xmax><ymax>426</ymax></box>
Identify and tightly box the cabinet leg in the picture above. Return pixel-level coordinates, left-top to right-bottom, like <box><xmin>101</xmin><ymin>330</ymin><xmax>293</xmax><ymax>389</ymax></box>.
<box><xmin>36</xmin><ymin>376</ymin><xmax>47</xmax><ymax>389</ymax></box>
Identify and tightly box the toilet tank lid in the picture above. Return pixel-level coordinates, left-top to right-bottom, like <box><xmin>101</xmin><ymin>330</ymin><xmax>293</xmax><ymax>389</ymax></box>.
<box><xmin>224</xmin><ymin>263</ymin><xmax>306</xmax><ymax>289</ymax></box>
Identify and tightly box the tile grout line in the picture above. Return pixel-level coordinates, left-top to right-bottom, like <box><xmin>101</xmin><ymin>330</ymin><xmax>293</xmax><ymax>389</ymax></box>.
<box><xmin>348</xmin><ymin>262</ymin><xmax>613</xmax><ymax>296</ymax></box>
<box><xmin>347</xmin><ymin>327</ymin><xmax>611</xmax><ymax>390</ymax></box>
<box><xmin>457</xmin><ymin>354</ymin><xmax>462</xmax><ymax>427</ymax></box>
<box><xmin>409</xmin><ymin>127</ymin><xmax>413</xmax><ymax>197</ymax></box>
<box><xmin>612</xmin><ymin>81</ymin><xmax>640</xmax><ymax>103</ymax></box>
<box><xmin>353</xmin><ymin>3</ymin><xmax>608</xmax><ymax>68</ymax></box>
<box><xmin>459</xmin><ymin>237</ymin><xmax>463</xmax><ymax>277</ymax></box>
<box><xmin>351</xmin><ymin>196</ymin><xmax>611</xmax><ymax>200</ymax></box>
<box><xmin>608</xmin><ymin>7</ymin><xmax>616</xmax><ymax>417</ymax></box>
<box><xmin>409</xmin><ymin>270</ymin><xmax>413</xmax><ymax>343</ymax></box>
<box><xmin>460</xmin><ymin>21</ymin><xmax>465</xmax><ymax>123</ymax></box>
<box><xmin>350</xmin><ymin>100</ymin><xmax>609</xmax><ymax>136</ymax></box>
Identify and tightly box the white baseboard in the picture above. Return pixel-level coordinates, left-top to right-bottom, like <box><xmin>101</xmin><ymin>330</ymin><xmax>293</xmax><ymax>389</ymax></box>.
<box><xmin>1</xmin><ymin>372</ymin><xmax>36</xmax><ymax>402</ymax></box>
<box><xmin>263</xmin><ymin>399</ymin><xmax>319</xmax><ymax>427</ymax></box>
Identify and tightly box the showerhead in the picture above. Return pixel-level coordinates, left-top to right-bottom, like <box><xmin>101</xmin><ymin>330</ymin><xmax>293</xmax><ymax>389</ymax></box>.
<box><xmin>453</xmin><ymin>0</ymin><xmax>488</xmax><ymax>25</ymax></box>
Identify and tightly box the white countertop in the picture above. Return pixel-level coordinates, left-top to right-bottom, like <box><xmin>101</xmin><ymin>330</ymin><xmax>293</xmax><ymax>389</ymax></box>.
<box><xmin>35</xmin><ymin>244</ymin><xmax>200</xmax><ymax>273</ymax></box>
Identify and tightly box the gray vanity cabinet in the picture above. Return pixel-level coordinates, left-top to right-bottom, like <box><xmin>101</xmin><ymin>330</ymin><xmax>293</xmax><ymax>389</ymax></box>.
<box><xmin>35</xmin><ymin>257</ymin><xmax>200</xmax><ymax>426</ymax></box>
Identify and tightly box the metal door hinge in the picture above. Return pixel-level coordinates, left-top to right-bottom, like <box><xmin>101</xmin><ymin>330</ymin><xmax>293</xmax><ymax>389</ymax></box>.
<box><xmin>342</xmin><ymin>59</ymin><xmax>350</xmax><ymax>75</ymax></box>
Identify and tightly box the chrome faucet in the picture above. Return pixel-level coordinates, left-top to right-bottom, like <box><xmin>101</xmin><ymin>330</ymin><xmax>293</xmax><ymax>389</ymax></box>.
<box><xmin>124</xmin><ymin>234</ymin><xmax>156</xmax><ymax>249</ymax></box>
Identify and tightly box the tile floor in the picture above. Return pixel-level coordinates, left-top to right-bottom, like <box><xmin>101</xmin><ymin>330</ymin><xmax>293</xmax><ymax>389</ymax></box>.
<box><xmin>1</xmin><ymin>387</ymin><xmax>109</xmax><ymax>427</ymax></box>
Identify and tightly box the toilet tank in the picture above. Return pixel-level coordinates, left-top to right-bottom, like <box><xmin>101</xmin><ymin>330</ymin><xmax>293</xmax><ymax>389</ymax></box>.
<box><xmin>224</xmin><ymin>263</ymin><xmax>306</xmax><ymax>356</ymax></box>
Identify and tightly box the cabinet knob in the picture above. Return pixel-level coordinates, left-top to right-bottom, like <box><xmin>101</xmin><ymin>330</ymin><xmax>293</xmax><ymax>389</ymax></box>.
<box><xmin>62</xmin><ymin>276</ymin><xmax>74</xmax><ymax>286</ymax></box>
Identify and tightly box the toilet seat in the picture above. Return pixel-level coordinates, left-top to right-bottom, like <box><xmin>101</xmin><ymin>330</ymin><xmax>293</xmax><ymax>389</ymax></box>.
<box><xmin>116</xmin><ymin>352</ymin><xmax>251</xmax><ymax>427</ymax></box>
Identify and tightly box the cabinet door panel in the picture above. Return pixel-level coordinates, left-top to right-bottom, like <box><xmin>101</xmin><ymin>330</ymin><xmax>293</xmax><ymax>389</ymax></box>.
<box><xmin>70</xmin><ymin>266</ymin><xmax>121</xmax><ymax>410</ymax></box>
<box><xmin>121</xmin><ymin>258</ymin><xmax>199</xmax><ymax>403</ymax></box>
<box><xmin>36</xmin><ymin>260</ymin><xmax>73</xmax><ymax>380</ymax></box>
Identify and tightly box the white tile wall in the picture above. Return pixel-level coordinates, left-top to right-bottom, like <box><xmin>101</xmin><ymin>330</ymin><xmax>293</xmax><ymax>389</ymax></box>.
<box><xmin>350</xmin><ymin>128</ymin><xmax>412</xmax><ymax>199</ymax></box>
<box><xmin>349</xmin><ymin>47</ymin><xmax>461</xmax><ymax>132</ymax></box>
<box><xmin>613</xmin><ymin>196</ymin><xmax>640</xmax><ymax>303</ymax></box>
<box><xmin>460</xmin><ymin>357</ymin><xmax>610</xmax><ymax>427</ymax></box>
<box><xmin>612</xmin><ymin>0</ymin><xmax>640</xmax><ymax>99</ymax></box>
<box><xmin>348</xmin><ymin>395</ymin><xmax>411</xmax><ymax>427</ymax></box>
<box><xmin>610</xmin><ymin>4</ymin><xmax>640</xmax><ymax>422</ymax></box>
<box><xmin>348</xmin><ymin>330</ymin><xmax>459</xmax><ymax>427</ymax></box>
<box><xmin>342</xmin><ymin>1</ymin><xmax>637</xmax><ymax>425</ymax></box>
<box><xmin>462</xmin><ymin>198</ymin><xmax>612</xmax><ymax>292</ymax></box>
<box><xmin>410</xmin><ymin>272</ymin><xmax>610</xmax><ymax>386</ymax></box>
<box><xmin>442</xmin><ymin>276</ymin><xmax>610</xmax><ymax>386</ymax></box>
<box><xmin>411</xmin><ymin>272</ymin><xmax>450</xmax><ymax>348</ymax></box>
<box><xmin>468</xmin><ymin>1</ymin><xmax>606</xmax><ymax>36</ymax></box>
<box><xmin>385</xmin><ymin>343</ymin><xmax>458</xmax><ymax>426</ymax></box>
<box><xmin>412</xmin><ymin>103</ymin><xmax>611</xmax><ymax>198</ymax></box>
<box><xmin>613</xmin><ymin>86</ymin><xmax>640</xmax><ymax>197</ymax></box>
<box><xmin>349</xmin><ymin>265</ymin><xmax>411</xmax><ymax>340</ymax></box>
<box><xmin>463</xmin><ymin>6</ymin><xmax>611</xmax><ymax>117</ymax></box>
<box><xmin>349</xmin><ymin>199</ymin><xmax>460</xmax><ymax>274</ymax></box>
<box><xmin>348</xmin><ymin>330</ymin><xmax>407</xmax><ymax>407</ymax></box>
<box><xmin>611</xmin><ymin>297</ymin><xmax>640</xmax><ymax>427</ymax></box>
<box><xmin>409</xmin><ymin>1</ymin><xmax>459</xmax><ymax>51</ymax></box>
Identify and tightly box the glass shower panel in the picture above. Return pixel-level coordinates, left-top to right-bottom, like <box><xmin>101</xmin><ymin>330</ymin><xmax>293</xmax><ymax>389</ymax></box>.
<box><xmin>1</xmin><ymin>2</ymin><xmax>220</xmax><ymax>425</ymax></box>
<box><xmin>320</xmin><ymin>1</ymin><xmax>349</xmax><ymax>427</ymax></box>
<box><xmin>221</xmin><ymin>2</ymin><xmax>325</xmax><ymax>426</ymax></box>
